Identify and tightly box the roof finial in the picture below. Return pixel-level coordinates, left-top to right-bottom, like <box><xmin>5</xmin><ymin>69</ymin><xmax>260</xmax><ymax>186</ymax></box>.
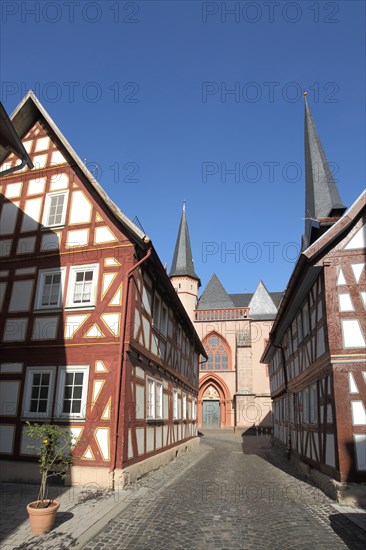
<box><xmin>183</xmin><ymin>200</ymin><xmax>186</xmax><ymax>212</ymax></box>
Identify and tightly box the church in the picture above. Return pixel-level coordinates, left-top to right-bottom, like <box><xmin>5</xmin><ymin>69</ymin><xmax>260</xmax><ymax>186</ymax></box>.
<box><xmin>169</xmin><ymin>206</ymin><xmax>282</xmax><ymax>430</ymax></box>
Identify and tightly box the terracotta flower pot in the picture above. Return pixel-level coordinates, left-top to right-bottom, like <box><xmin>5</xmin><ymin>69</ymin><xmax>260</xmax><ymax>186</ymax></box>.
<box><xmin>26</xmin><ymin>500</ymin><xmax>60</xmax><ymax>535</ymax></box>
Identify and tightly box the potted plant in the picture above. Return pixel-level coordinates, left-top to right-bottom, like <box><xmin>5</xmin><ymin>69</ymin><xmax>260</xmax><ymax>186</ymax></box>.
<box><xmin>25</xmin><ymin>421</ymin><xmax>76</xmax><ymax>535</ymax></box>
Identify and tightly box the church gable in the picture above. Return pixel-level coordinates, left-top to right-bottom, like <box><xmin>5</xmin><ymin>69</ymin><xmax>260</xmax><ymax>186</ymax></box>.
<box><xmin>248</xmin><ymin>281</ymin><xmax>277</xmax><ymax>319</ymax></box>
<box><xmin>197</xmin><ymin>274</ymin><xmax>234</xmax><ymax>310</ymax></box>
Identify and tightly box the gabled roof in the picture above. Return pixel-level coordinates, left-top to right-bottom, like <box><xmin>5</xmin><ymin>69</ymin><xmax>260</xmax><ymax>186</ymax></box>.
<box><xmin>197</xmin><ymin>274</ymin><xmax>234</xmax><ymax>310</ymax></box>
<box><xmin>229</xmin><ymin>291</ymin><xmax>283</xmax><ymax>309</ymax></box>
<box><xmin>229</xmin><ymin>293</ymin><xmax>252</xmax><ymax>308</ymax></box>
<box><xmin>198</xmin><ymin>275</ymin><xmax>283</xmax><ymax>314</ymax></box>
<box><xmin>303</xmin><ymin>94</ymin><xmax>346</xmax><ymax>248</ymax></box>
<box><xmin>248</xmin><ymin>281</ymin><xmax>278</xmax><ymax>320</ymax></box>
<box><xmin>0</xmin><ymin>91</ymin><xmax>147</xmax><ymax>249</ymax></box>
<box><xmin>0</xmin><ymin>92</ymin><xmax>207</xmax><ymax>357</ymax></box>
<box><xmin>0</xmin><ymin>101</ymin><xmax>33</xmax><ymax>175</ymax></box>
<box><xmin>169</xmin><ymin>204</ymin><xmax>200</xmax><ymax>282</ymax></box>
<box><xmin>262</xmin><ymin>189</ymin><xmax>366</xmax><ymax>363</ymax></box>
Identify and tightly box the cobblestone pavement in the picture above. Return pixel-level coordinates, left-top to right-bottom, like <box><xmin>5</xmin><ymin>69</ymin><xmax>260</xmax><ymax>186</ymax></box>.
<box><xmin>84</xmin><ymin>431</ymin><xmax>366</xmax><ymax>550</ymax></box>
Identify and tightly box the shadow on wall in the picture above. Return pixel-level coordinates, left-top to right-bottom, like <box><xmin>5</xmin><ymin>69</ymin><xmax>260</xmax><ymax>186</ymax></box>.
<box><xmin>0</xmin><ymin>195</ymin><xmax>70</xmax><ymax>538</ymax></box>
<box><xmin>240</xmin><ymin>411</ymin><xmax>273</xmax><ymax>436</ymax></box>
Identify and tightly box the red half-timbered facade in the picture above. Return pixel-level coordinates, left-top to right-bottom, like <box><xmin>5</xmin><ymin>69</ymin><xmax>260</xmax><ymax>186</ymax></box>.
<box><xmin>0</xmin><ymin>92</ymin><xmax>205</xmax><ymax>488</ymax></box>
<box><xmin>262</xmin><ymin>97</ymin><xmax>366</xmax><ymax>483</ymax></box>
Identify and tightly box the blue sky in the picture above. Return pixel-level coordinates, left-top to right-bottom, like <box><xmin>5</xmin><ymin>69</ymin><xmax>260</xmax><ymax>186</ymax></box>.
<box><xmin>1</xmin><ymin>0</ymin><xmax>365</xmax><ymax>295</ymax></box>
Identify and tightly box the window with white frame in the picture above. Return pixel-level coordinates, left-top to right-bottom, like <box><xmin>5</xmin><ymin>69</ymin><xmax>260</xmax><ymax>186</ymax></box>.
<box><xmin>55</xmin><ymin>365</ymin><xmax>89</xmax><ymax>418</ymax></box>
<box><xmin>43</xmin><ymin>191</ymin><xmax>68</xmax><ymax>227</ymax></box>
<box><xmin>156</xmin><ymin>382</ymin><xmax>163</xmax><ymax>419</ymax></box>
<box><xmin>67</xmin><ymin>265</ymin><xmax>98</xmax><ymax>307</ymax></box>
<box><xmin>23</xmin><ymin>367</ymin><xmax>56</xmax><ymax>418</ymax></box>
<box><xmin>182</xmin><ymin>393</ymin><xmax>187</xmax><ymax>420</ymax></box>
<box><xmin>147</xmin><ymin>377</ymin><xmax>155</xmax><ymax>419</ymax></box>
<box><xmin>146</xmin><ymin>378</ymin><xmax>163</xmax><ymax>420</ymax></box>
<box><xmin>35</xmin><ymin>268</ymin><xmax>65</xmax><ymax>309</ymax></box>
<box><xmin>173</xmin><ymin>389</ymin><xmax>178</xmax><ymax>420</ymax></box>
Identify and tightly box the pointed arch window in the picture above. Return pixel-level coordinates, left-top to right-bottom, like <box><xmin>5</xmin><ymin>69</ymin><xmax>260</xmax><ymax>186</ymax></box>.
<box><xmin>202</xmin><ymin>334</ymin><xmax>230</xmax><ymax>370</ymax></box>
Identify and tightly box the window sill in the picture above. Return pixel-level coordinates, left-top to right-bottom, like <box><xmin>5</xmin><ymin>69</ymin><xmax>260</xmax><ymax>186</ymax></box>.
<box><xmin>21</xmin><ymin>416</ymin><xmax>52</xmax><ymax>422</ymax></box>
<box><xmin>173</xmin><ymin>419</ymin><xmax>179</xmax><ymax>424</ymax></box>
<box><xmin>40</xmin><ymin>225</ymin><xmax>65</xmax><ymax>232</ymax></box>
<box><xmin>52</xmin><ymin>417</ymin><xmax>86</xmax><ymax>422</ymax></box>
<box><xmin>152</xmin><ymin>326</ymin><xmax>167</xmax><ymax>340</ymax></box>
<box><xmin>65</xmin><ymin>305</ymin><xmax>96</xmax><ymax>311</ymax></box>
<box><xmin>146</xmin><ymin>419</ymin><xmax>164</xmax><ymax>425</ymax></box>
<box><xmin>33</xmin><ymin>308</ymin><xmax>62</xmax><ymax>313</ymax></box>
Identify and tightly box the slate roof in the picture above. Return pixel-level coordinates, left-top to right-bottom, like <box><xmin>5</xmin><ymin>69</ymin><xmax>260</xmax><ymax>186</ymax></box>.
<box><xmin>169</xmin><ymin>205</ymin><xmax>200</xmax><ymax>281</ymax></box>
<box><xmin>197</xmin><ymin>274</ymin><xmax>234</xmax><ymax>310</ymax></box>
<box><xmin>229</xmin><ymin>293</ymin><xmax>252</xmax><ymax>308</ymax></box>
<box><xmin>197</xmin><ymin>274</ymin><xmax>283</xmax><ymax>315</ymax></box>
<box><xmin>249</xmin><ymin>281</ymin><xmax>278</xmax><ymax>320</ymax></box>
<box><xmin>303</xmin><ymin>95</ymin><xmax>346</xmax><ymax>248</ymax></box>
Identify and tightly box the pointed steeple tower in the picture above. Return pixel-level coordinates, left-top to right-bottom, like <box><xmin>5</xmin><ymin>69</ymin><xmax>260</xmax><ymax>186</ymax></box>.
<box><xmin>170</xmin><ymin>203</ymin><xmax>200</xmax><ymax>321</ymax></box>
<box><xmin>302</xmin><ymin>93</ymin><xmax>346</xmax><ymax>249</ymax></box>
<box><xmin>170</xmin><ymin>202</ymin><xmax>200</xmax><ymax>280</ymax></box>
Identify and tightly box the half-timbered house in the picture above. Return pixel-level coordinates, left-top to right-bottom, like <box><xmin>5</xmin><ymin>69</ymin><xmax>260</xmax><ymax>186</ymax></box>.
<box><xmin>169</xmin><ymin>206</ymin><xmax>283</xmax><ymax>430</ymax></box>
<box><xmin>0</xmin><ymin>92</ymin><xmax>206</xmax><ymax>489</ymax></box>
<box><xmin>262</xmin><ymin>95</ymin><xmax>366</xmax><ymax>483</ymax></box>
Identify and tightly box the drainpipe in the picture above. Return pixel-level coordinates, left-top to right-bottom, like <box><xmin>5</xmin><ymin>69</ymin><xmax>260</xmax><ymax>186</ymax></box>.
<box><xmin>273</xmin><ymin>343</ymin><xmax>291</xmax><ymax>458</ymax></box>
<box><xmin>110</xmin><ymin>244</ymin><xmax>152</xmax><ymax>483</ymax></box>
<box><xmin>0</xmin><ymin>157</ymin><xmax>28</xmax><ymax>177</ymax></box>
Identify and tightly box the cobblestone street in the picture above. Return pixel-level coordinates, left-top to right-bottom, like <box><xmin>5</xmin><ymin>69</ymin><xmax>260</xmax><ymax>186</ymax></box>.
<box><xmin>84</xmin><ymin>431</ymin><xmax>365</xmax><ymax>550</ymax></box>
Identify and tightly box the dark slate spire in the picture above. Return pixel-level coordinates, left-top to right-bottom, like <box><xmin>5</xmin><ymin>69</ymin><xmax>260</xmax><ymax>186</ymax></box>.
<box><xmin>303</xmin><ymin>93</ymin><xmax>346</xmax><ymax>248</ymax></box>
<box><xmin>197</xmin><ymin>274</ymin><xmax>234</xmax><ymax>310</ymax></box>
<box><xmin>170</xmin><ymin>203</ymin><xmax>200</xmax><ymax>281</ymax></box>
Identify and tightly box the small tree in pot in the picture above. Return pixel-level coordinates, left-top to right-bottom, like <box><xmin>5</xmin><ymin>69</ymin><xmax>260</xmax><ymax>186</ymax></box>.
<box><xmin>25</xmin><ymin>421</ymin><xmax>77</xmax><ymax>535</ymax></box>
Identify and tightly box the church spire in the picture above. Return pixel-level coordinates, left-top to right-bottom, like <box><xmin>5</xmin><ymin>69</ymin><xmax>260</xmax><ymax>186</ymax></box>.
<box><xmin>302</xmin><ymin>92</ymin><xmax>346</xmax><ymax>248</ymax></box>
<box><xmin>170</xmin><ymin>203</ymin><xmax>200</xmax><ymax>281</ymax></box>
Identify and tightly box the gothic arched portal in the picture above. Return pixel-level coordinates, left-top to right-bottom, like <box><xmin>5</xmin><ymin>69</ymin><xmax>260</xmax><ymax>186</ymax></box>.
<box><xmin>198</xmin><ymin>373</ymin><xmax>232</xmax><ymax>428</ymax></box>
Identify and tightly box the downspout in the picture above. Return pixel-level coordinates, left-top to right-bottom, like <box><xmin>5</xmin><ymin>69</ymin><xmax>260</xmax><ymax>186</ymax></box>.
<box><xmin>273</xmin><ymin>343</ymin><xmax>291</xmax><ymax>458</ymax></box>
<box><xmin>0</xmin><ymin>157</ymin><xmax>28</xmax><ymax>177</ymax></box>
<box><xmin>110</xmin><ymin>244</ymin><xmax>152</xmax><ymax>483</ymax></box>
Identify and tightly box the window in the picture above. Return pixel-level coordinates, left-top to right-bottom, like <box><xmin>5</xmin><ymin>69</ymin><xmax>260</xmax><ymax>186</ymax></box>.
<box><xmin>146</xmin><ymin>378</ymin><xmax>163</xmax><ymax>420</ymax></box>
<box><xmin>153</xmin><ymin>293</ymin><xmax>168</xmax><ymax>336</ymax></box>
<box><xmin>173</xmin><ymin>389</ymin><xmax>178</xmax><ymax>420</ymax></box>
<box><xmin>35</xmin><ymin>268</ymin><xmax>65</xmax><ymax>309</ymax></box>
<box><xmin>156</xmin><ymin>382</ymin><xmax>163</xmax><ymax>419</ymax></box>
<box><xmin>153</xmin><ymin>293</ymin><xmax>161</xmax><ymax>328</ymax></box>
<box><xmin>147</xmin><ymin>378</ymin><xmax>155</xmax><ymax>419</ymax></box>
<box><xmin>67</xmin><ymin>264</ymin><xmax>98</xmax><ymax>308</ymax></box>
<box><xmin>182</xmin><ymin>393</ymin><xmax>187</xmax><ymax>420</ymax></box>
<box><xmin>309</xmin><ymin>384</ymin><xmax>318</xmax><ymax>424</ymax></box>
<box><xmin>203</xmin><ymin>334</ymin><xmax>230</xmax><ymax>370</ymax></box>
<box><xmin>192</xmin><ymin>399</ymin><xmax>196</xmax><ymax>420</ymax></box>
<box><xmin>23</xmin><ymin>367</ymin><xmax>56</xmax><ymax>418</ymax></box>
<box><xmin>43</xmin><ymin>191</ymin><xmax>68</xmax><ymax>227</ymax></box>
<box><xmin>55</xmin><ymin>365</ymin><xmax>89</xmax><ymax>419</ymax></box>
<box><xmin>160</xmin><ymin>305</ymin><xmax>168</xmax><ymax>336</ymax></box>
